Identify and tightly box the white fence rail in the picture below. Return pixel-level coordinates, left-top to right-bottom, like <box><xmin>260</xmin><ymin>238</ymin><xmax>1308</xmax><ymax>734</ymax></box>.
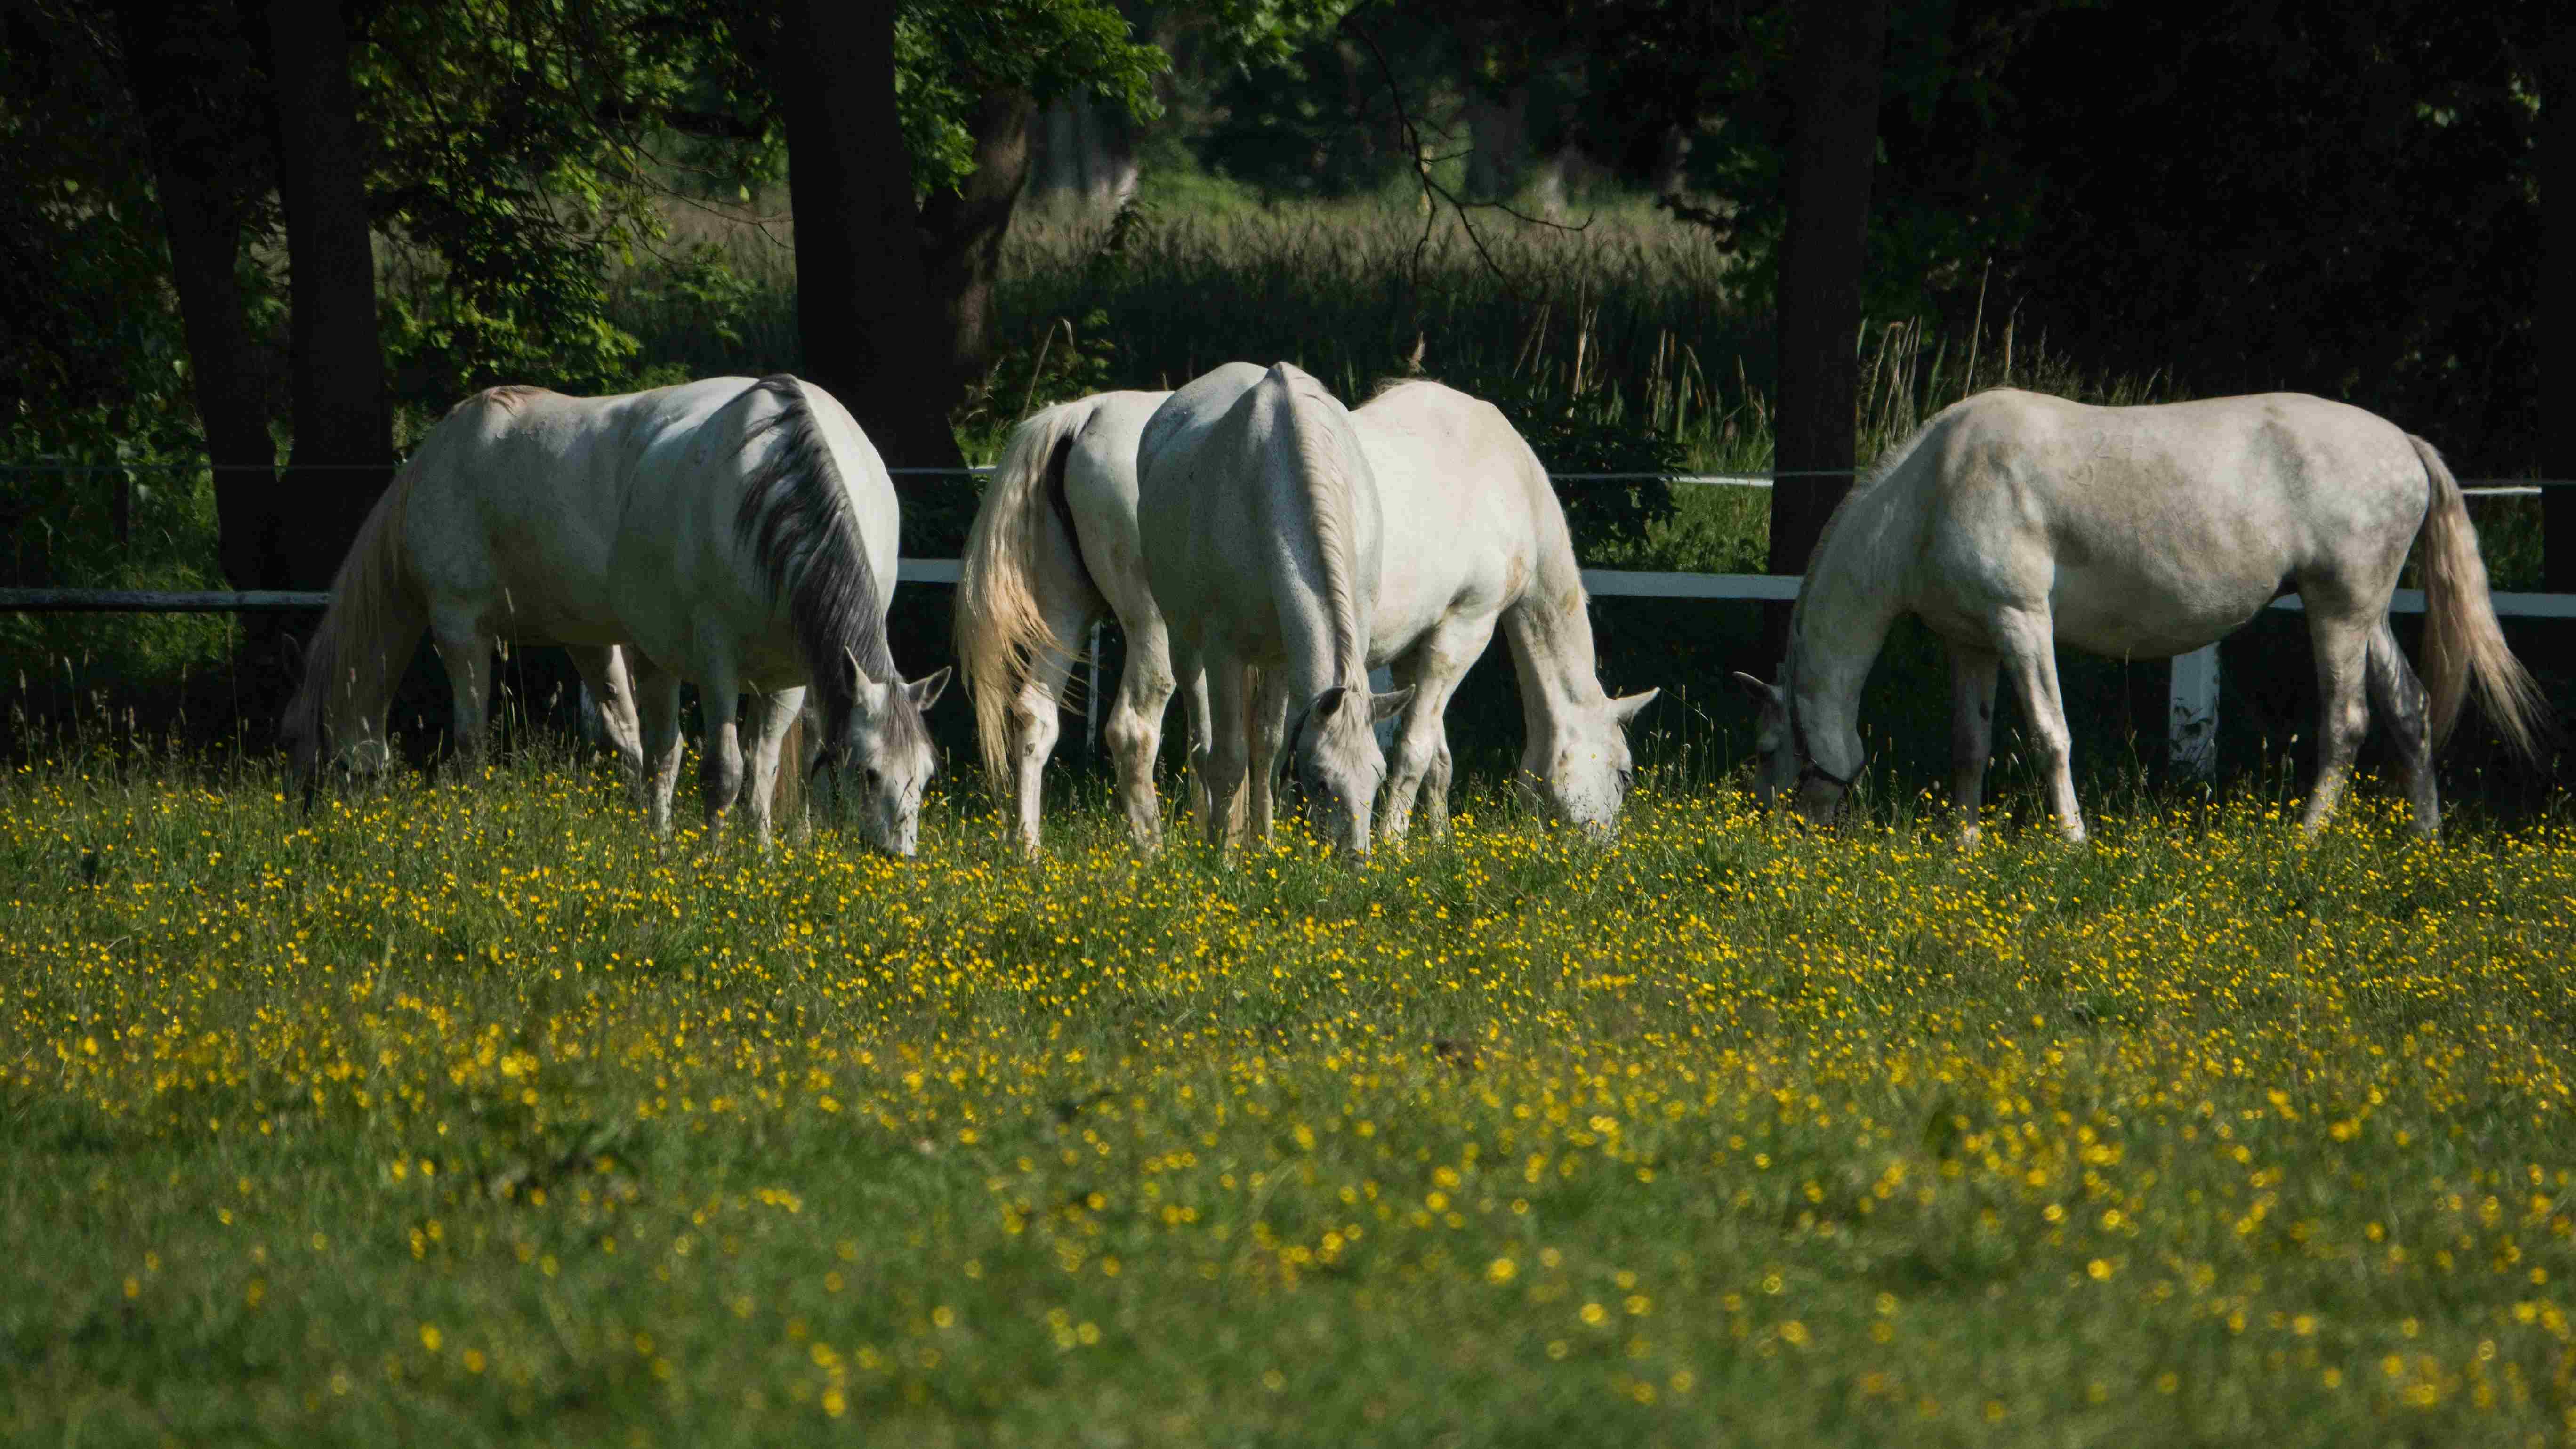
<box><xmin>9</xmin><ymin>566</ymin><xmax>2570</xmax><ymax>775</ymax></box>
<box><xmin>8</xmin><ymin>456</ymin><xmax>2568</xmax><ymax>766</ymax></box>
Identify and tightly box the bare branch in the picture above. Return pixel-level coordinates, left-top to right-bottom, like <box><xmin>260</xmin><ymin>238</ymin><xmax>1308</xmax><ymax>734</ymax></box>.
<box><xmin>1339</xmin><ymin>14</ymin><xmax>1596</xmax><ymax>307</ymax></box>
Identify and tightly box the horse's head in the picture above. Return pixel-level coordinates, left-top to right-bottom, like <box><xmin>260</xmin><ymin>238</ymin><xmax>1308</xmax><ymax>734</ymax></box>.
<box><xmin>816</xmin><ymin>658</ymin><xmax>950</xmax><ymax>857</ymax></box>
<box><xmin>1732</xmin><ymin>670</ymin><xmax>1850</xmax><ymax>825</ymax></box>
<box><xmin>279</xmin><ymin>630</ymin><xmax>397</xmax><ymax>810</ymax></box>
<box><xmin>1283</xmin><ymin>684</ymin><xmax>1412</xmax><ymax>855</ymax></box>
<box><xmin>1519</xmin><ymin>689</ymin><xmax>1658</xmax><ymax>833</ymax></box>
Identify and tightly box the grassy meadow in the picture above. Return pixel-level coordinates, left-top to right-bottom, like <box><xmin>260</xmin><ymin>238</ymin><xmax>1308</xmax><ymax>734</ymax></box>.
<box><xmin>8</xmin><ymin>745</ymin><xmax>2576</xmax><ymax>1446</ymax></box>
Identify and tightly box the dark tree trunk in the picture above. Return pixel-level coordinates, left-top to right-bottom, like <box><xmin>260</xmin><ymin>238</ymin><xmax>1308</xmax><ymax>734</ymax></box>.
<box><xmin>1763</xmin><ymin>0</ymin><xmax>1892</xmax><ymax>663</ymax></box>
<box><xmin>779</xmin><ymin>0</ymin><xmax>963</xmax><ymax>479</ymax></box>
<box><xmin>110</xmin><ymin>0</ymin><xmax>282</xmax><ymax>592</ymax></box>
<box><xmin>2545</xmin><ymin>16</ymin><xmax>2575</xmax><ymax>591</ymax></box>
<box><xmin>264</xmin><ymin>0</ymin><xmax>393</xmax><ymax>589</ymax></box>
<box><xmin>919</xmin><ymin>89</ymin><xmax>1037</xmax><ymax>413</ymax></box>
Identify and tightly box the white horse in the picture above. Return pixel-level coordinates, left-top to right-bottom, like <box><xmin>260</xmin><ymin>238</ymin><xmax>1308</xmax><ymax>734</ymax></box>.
<box><xmin>1734</xmin><ymin>388</ymin><xmax>2546</xmax><ymax>842</ymax></box>
<box><xmin>1360</xmin><ymin>379</ymin><xmax>1657</xmax><ymax>836</ymax></box>
<box><xmin>956</xmin><ymin>378</ymin><xmax>1655</xmax><ymax>854</ymax></box>
<box><xmin>955</xmin><ymin>389</ymin><xmax>1198</xmax><ymax>851</ymax></box>
<box><xmin>282</xmin><ymin>375</ymin><xmax>950</xmax><ymax>852</ymax></box>
<box><xmin>1136</xmin><ymin>362</ymin><xmax>1412</xmax><ymax>854</ymax></box>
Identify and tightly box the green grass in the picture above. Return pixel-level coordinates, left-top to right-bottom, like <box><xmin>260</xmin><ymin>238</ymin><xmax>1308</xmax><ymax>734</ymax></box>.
<box><xmin>7</xmin><ymin>746</ymin><xmax>2576</xmax><ymax>1445</ymax></box>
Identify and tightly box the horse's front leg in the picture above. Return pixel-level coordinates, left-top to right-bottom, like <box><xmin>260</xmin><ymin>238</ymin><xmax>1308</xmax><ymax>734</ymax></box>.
<box><xmin>629</xmin><ymin>655</ymin><xmax>685</xmax><ymax>840</ymax></box>
<box><xmin>1247</xmin><ymin>668</ymin><xmax>1288</xmax><ymax>843</ymax></box>
<box><xmin>741</xmin><ymin>685</ymin><xmax>806</xmax><ymax>850</ymax></box>
<box><xmin>1382</xmin><ymin>618</ymin><xmax>1490</xmax><ymax>841</ymax></box>
<box><xmin>695</xmin><ymin>665</ymin><xmax>747</xmax><ymax>845</ymax></box>
<box><xmin>1195</xmin><ymin>652</ymin><xmax>1250</xmax><ymax>851</ymax></box>
<box><xmin>429</xmin><ymin>611</ymin><xmax>496</xmax><ymax>780</ymax></box>
<box><xmin>1179</xmin><ymin>654</ymin><xmax>1214</xmax><ymax>827</ymax></box>
<box><xmin>568</xmin><ymin>644</ymin><xmax>644</xmax><ymax>797</ymax></box>
<box><xmin>1948</xmin><ymin>644</ymin><xmax>2001</xmax><ymax>845</ymax></box>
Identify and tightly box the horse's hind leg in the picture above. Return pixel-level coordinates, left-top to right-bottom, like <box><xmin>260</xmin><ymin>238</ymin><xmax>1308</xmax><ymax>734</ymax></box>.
<box><xmin>2300</xmin><ymin>612</ymin><xmax>2375</xmax><ymax>837</ymax></box>
<box><xmin>630</xmin><ymin>654</ymin><xmax>685</xmax><ymax>839</ymax></box>
<box><xmin>568</xmin><ymin>645</ymin><xmax>644</xmax><ymax>796</ymax></box>
<box><xmin>2364</xmin><ymin>619</ymin><xmax>2439</xmax><ymax>837</ymax></box>
<box><xmin>1996</xmin><ymin>611</ymin><xmax>2085</xmax><ymax>842</ymax></box>
<box><xmin>1006</xmin><ymin>599</ymin><xmax>1084</xmax><ymax>858</ymax></box>
<box><xmin>1106</xmin><ymin>618</ymin><xmax>1181</xmax><ymax>853</ymax></box>
<box><xmin>1948</xmin><ymin>644</ymin><xmax>2001</xmax><ymax>845</ymax></box>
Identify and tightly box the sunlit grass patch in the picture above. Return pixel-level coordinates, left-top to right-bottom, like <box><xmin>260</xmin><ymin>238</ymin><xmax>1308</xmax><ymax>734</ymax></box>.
<box><xmin>5</xmin><ymin>755</ymin><xmax>2574</xmax><ymax>1444</ymax></box>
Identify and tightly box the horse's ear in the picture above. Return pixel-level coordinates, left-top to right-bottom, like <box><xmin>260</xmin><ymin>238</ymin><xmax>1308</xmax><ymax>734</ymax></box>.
<box><xmin>1313</xmin><ymin>685</ymin><xmax>1349</xmax><ymax>720</ymax></box>
<box><xmin>1608</xmin><ymin>688</ymin><xmax>1659</xmax><ymax>724</ymax></box>
<box><xmin>1729</xmin><ymin>672</ymin><xmax>1780</xmax><ymax>706</ymax></box>
<box><xmin>905</xmin><ymin>666</ymin><xmax>952</xmax><ymax>712</ymax></box>
<box><xmin>845</xmin><ymin>646</ymin><xmax>880</xmax><ymax>692</ymax></box>
<box><xmin>1367</xmin><ymin>686</ymin><xmax>1415</xmax><ymax>725</ymax></box>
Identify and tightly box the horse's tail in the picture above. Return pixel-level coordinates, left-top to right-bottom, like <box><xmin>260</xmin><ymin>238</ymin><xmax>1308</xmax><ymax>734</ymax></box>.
<box><xmin>281</xmin><ymin>450</ymin><xmax>427</xmax><ymax>784</ymax></box>
<box><xmin>956</xmin><ymin>398</ymin><xmax>1101</xmax><ymax>798</ymax></box>
<box><xmin>2411</xmin><ymin>435</ymin><xmax>2548</xmax><ymax>761</ymax></box>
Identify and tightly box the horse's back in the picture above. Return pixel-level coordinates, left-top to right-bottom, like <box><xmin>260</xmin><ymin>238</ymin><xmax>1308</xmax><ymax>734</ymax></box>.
<box><xmin>1057</xmin><ymin>391</ymin><xmax>1174</xmax><ymax>609</ymax></box>
<box><xmin>1138</xmin><ymin>362</ymin><xmax>1377</xmax><ymax>660</ymax></box>
<box><xmin>1061</xmin><ymin>390</ymin><xmax>1175</xmax><ymax>523</ymax></box>
<box><xmin>402</xmin><ymin>382</ymin><xmax>751</xmax><ymax>642</ymax></box>
<box><xmin>1353</xmin><ymin>380</ymin><xmax>1548</xmax><ymax>644</ymax></box>
<box><xmin>1902</xmin><ymin>388</ymin><xmax>2430</xmax><ymax>655</ymax></box>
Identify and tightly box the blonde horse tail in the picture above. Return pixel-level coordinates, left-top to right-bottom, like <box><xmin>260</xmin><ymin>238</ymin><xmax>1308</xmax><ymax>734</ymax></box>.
<box><xmin>2411</xmin><ymin>435</ymin><xmax>2548</xmax><ymax>761</ymax></box>
<box><xmin>955</xmin><ymin>398</ymin><xmax>1099</xmax><ymax>799</ymax></box>
<box><xmin>282</xmin><ymin>451</ymin><xmax>426</xmax><ymax>787</ymax></box>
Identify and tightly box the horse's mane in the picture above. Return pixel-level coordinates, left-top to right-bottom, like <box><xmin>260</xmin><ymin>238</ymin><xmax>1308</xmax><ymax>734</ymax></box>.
<box><xmin>1788</xmin><ymin>411</ymin><xmax>1942</xmax><ymax>641</ymax></box>
<box><xmin>732</xmin><ymin>375</ymin><xmax>925</xmax><ymax>756</ymax></box>
<box><xmin>1272</xmin><ymin>366</ymin><xmax>1367</xmax><ymax>683</ymax></box>
<box><xmin>1364</xmin><ymin>374</ymin><xmax>1443</xmax><ymax>402</ymax></box>
<box><xmin>280</xmin><ymin>457</ymin><xmax>420</xmax><ymax>763</ymax></box>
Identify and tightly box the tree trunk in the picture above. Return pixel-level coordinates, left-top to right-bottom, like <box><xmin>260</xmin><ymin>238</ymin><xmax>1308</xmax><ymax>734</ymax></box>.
<box><xmin>1764</xmin><ymin>0</ymin><xmax>1892</xmax><ymax>662</ymax></box>
<box><xmin>111</xmin><ymin>0</ymin><xmax>282</xmax><ymax>593</ymax></box>
<box><xmin>779</xmin><ymin>0</ymin><xmax>963</xmax><ymax>478</ymax></box>
<box><xmin>264</xmin><ymin>0</ymin><xmax>393</xmax><ymax>589</ymax></box>
<box><xmin>1027</xmin><ymin>97</ymin><xmax>1137</xmax><ymax>211</ymax></box>
<box><xmin>2544</xmin><ymin>16</ymin><xmax>2574</xmax><ymax>592</ymax></box>
<box><xmin>919</xmin><ymin>89</ymin><xmax>1038</xmax><ymax>416</ymax></box>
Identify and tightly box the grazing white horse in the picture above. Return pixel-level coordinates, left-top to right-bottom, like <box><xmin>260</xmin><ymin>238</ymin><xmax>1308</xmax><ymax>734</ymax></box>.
<box><xmin>1136</xmin><ymin>362</ymin><xmax>1412</xmax><ymax>854</ymax></box>
<box><xmin>1360</xmin><ymin>379</ymin><xmax>1657</xmax><ymax>836</ymax></box>
<box><xmin>282</xmin><ymin>375</ymin><xmax>950</xmax><ymax>852</ymax></box>
<box><xmin>955</xmin><ymin>389</ymin><xmax>1197</xmax><ymax>851</ymax></box>
<box><xmin>1734</xmin><ymin>388</ymin><xmax>2546</xmax><ymax>842</ymax></box>
<box><xmin>957</xmin><ymin>378</ymin><xmax>1655</xmax><ymax>854</ymax></box>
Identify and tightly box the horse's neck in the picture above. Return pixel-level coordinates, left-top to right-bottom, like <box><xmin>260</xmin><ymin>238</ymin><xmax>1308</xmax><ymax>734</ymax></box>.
<box><xmin>1274</xmin><ymin>556</ymin><xmax>1367</xmax><ymax>700</ymax></box>
<box><xmin>1788</xmin><ymin>489</ymin><xmax>1905</xmax><ymax>772</ymax></box>
<box><xmin>1501</xmin><ymin>543</ymin><xmax>1607</xmax><ymax>739</ymax></box>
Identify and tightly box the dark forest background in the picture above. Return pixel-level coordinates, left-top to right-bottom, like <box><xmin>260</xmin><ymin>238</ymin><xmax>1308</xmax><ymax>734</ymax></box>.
<box><xmin>0</xmin><ymin>0</ymin><xmax>2565</xmax><ymax>801</ymax></box>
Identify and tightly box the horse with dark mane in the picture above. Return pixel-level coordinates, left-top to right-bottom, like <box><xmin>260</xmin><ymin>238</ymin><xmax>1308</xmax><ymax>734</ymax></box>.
<box><xmin>282</xmin><ymin>375</ymin><xmax>948</xmax><ymax>852</ymax></box>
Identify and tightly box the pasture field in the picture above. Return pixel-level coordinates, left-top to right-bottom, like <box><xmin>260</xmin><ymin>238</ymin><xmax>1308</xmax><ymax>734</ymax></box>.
<box><xmin>7</xmin><ymin>752</ymin><xmax>2576</xmax><ymax>1447</ymax></box>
